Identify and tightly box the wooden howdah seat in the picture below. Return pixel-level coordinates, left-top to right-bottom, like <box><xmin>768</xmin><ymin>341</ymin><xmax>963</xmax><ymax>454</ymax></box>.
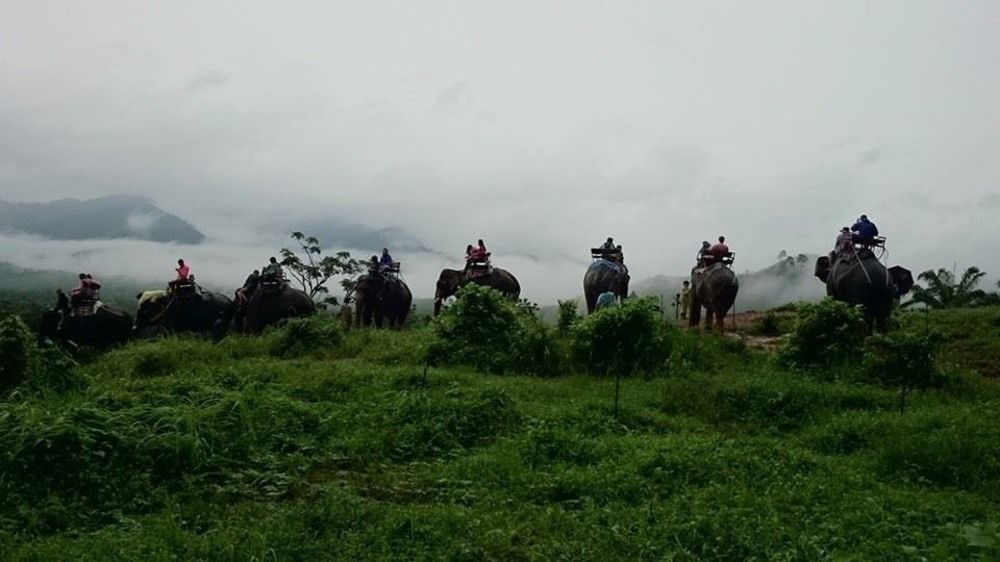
<box><xmin>590</xmin><ymin>248</ymin><xmax>623</xmax><ymax>262</ymax></box>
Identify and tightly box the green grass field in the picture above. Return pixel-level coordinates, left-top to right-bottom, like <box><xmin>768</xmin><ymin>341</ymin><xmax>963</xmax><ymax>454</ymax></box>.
<box><xmin>1</xmin><ymin>305</ymin><xmax>999</xmax><ymax>560</ymax></box>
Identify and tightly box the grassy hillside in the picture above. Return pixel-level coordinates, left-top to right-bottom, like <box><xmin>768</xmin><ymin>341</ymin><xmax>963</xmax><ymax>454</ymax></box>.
<box><xmin>1</xmin><ymin>306</ymin><xmax>999</xmax><ymax>559</ymax></box>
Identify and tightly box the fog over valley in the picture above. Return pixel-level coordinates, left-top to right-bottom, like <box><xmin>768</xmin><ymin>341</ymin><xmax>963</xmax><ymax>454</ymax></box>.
<box><xmin>2</xmin><ymin>1</ymin><xmax>998</xmax><ymax>304</ymax></box>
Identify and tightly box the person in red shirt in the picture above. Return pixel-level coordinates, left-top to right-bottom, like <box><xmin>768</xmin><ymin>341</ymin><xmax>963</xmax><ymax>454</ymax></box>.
<box><xmin>709</xmin><ymin>236</ymin><xmax>730</xmax><ymax>258</ymax></box>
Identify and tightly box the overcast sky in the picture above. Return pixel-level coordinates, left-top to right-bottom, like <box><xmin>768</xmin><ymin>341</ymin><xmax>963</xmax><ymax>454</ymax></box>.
<box><xmin>1</xmin><ymin>1</ymin><xmax>998</xmax><ymax>302</ymax></box>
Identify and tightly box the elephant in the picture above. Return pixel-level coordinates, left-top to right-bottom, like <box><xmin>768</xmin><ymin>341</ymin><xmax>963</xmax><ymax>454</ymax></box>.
<box><xmin>135</xmin><ymin>289</ymin><xmax>235</xmax><ymax>340</ymax></box>
<box><xmin>688</xmin><ymin>263</ymin><xmax>739</xmax><ymax>331</ymax></box>
<box><xmin>354</xmin><ymin>274</ymin><xmax>413</xmax><ymax>329</ymax></box>
<box><xmin>433</xmin><ymin>267</ymin><xmax>521</xmax><ymax>315</ymax></box>
<box><xmin>240</xmin><ymin>283</ymin><xmax>316</xmax><ymax>333</ymax></box>
<box><xmin>39</xmin><ymin>304</ymin><xmax>132</xmax><ymax>350</ymax></box>
<box><xmin>583</xmin><ymin>260</ymin><xmax>630</xmax><ymax>314</ymax></box>
<box><xmin>815</xmin><ymin>252</ymin><xmax>913</xmax><ymax>330</ymax></box>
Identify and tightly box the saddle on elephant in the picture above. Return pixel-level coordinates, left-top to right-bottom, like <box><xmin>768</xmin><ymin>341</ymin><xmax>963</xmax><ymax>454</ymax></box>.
<box><xmin>465</xmin><ymin>255</ymin><xmax>492</xmax><ymax>279</ymax></box>
<box><xmin>591</xmin><ymin>247</ymin><xmax>624</xmax><ymax>264</ymax></box>
<box><xmin>169</xmin><ymin>279</ymin><xmax>201</xmax><ymax>299</ymax></box>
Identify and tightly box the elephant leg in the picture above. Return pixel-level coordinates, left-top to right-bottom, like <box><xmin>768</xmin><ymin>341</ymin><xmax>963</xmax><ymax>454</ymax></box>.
<box><xmin>688</xmin><ymin>298</ymin><xmax>700</xmax><ymax>327</ymax></box>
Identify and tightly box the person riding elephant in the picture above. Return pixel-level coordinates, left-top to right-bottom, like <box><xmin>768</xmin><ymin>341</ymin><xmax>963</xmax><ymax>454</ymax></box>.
<box><xmin>688</xmin><ymin>260</ymin><xmax>739</xmax><ymax>331</ymax></box>
<box><xmin>354</xmin><ymin>273</ymin><xmax>413</xmax><ymax>328</ymax></box>
<box><xmin>241</xmin><ymin>283</ymin><xmax>315</xmax><ymax>333</ymax></box>
<box><xmin>39</xmin><ymin>302</ymin><xmax>132</xmax><ymax>350</ymax></box>
<box><xmin>851</xmin><ymin>214</ymin><xmax>879</xmax><ymax>245</ymax></box>
<box><xmin>583</xmin><ymin>256</ymin><xmax>630</xmax><ymax>314</ymax></box>
<box><xmin>134</xmin><ymin>287</ymin><xmax>235</xmax><ymax>339</ymax></box>
<box><xmin>433</xmin><ymin>266</ymin><xmax>520</xmax><ymax>315</ymax></box>
<box><xmin>815</xmin><ymin>249</ymin><xmax>912</xmax><ymax>331</ymax></box>
<box><xmin>262</xmin><ymin>257</ymin><xmax>283</xmax><ymax>282</ymax></box>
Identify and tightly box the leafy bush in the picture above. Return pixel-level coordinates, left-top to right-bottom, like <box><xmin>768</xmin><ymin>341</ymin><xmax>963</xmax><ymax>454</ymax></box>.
<box><xmin>267</xmin><ymin>316</ymin><xmax>343</xmax><ymax>358</ymax></box>
<box><xmin>429</xmin><ymin>284</ymin><xmax>563</xmax><ymax>375</ymax></box>
<box><xmin>0</xmin><ymin>314</ymin><xmax>80</xmax><ymax>394</ymax></box>
<box><xmin>778</xmin><ymin>298</ymin><xmax>866</xmax><ymax>370</ymax></box>
<box><xmin>861</xmin><ymin>330</ymin><xmax>943</xmax><ymax>389</ymax></box>
<box><xmin>0</xmin><ymin>315</ymin><xmax>34</xmax><ymax>391</ymax></box>
<box><xmin>571</xmin><ymin>298</ymin><xmax>671</xmax><ymax>377</ymax></box>
<box><xmin>556</xmin><ymin>300</ymin><xmax>580</xmax><ymax>334</ymax></box>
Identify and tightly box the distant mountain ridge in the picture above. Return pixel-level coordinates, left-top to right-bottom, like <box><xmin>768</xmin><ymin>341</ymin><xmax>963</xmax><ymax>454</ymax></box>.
<box><xmin>630</xmin><ymin>253</ymin><xmax>825</xmax><ymax>312</ymax></box>
<box><xmin>0</xmin><ymin>195</ymin><xmax>205</xmax><ymax>244</ymax></box>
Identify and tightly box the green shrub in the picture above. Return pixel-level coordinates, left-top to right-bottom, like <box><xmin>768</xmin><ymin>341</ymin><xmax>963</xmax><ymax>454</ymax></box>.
<box><xmin>0</xmin><ymin>314</ymin><xmax>80</xmax><ymax>394</ymax></box>
<box><xmin>0</xmin><ymin>315</ymin><xmax>34</xmax><ymax>391</ymax></box>
<box><xmin>861</xmin><ymin>330</ymin><xmax>943</xmax><ymax>389</ymax></box>
<box><xmin>267</xmin><ymin>316</ymin><xmax>343</xmax><ymax>358</ymax></box>
<box><xmin>778</xmin><ymin>298</ymin><xmax>866</xmax><ymax>370</ymax></box>
<box><xmin>571</xmin><ymin>298</ymin><xmax>671</xmax><ymax>377</ymax></box>
<box><xmin>556</xmin><ymin>300</ymin><xmax>580</xmax><ymax>334</ymax></box>
<box><xmin>429</xmin><ymin>285</ymin><xmax>563</xmax><ymax>375</ymax></box>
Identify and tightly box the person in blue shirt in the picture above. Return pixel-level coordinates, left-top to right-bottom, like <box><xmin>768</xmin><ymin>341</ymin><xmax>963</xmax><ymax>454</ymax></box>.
<box><xmin>851</xmin><ymin>214</ymin><xmax>879</xmax><ymax>245</ymax></box>
<box><xmin>379</xmin><ymin>248</ymin><xmax>394</xmax><ymax>268</ymax></box>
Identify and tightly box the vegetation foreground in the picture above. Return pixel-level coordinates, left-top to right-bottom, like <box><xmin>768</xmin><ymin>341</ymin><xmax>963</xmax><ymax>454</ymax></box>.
<box><xmin>2</xmin><ymin>297</ymin><xmax>1000</xmax><ymax>560</ymax></box>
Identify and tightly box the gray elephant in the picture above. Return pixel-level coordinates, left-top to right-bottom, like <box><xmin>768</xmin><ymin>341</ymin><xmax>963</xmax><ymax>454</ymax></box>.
<box><xmin>134</xmin><ymin>289</ymin><xmax>235</xmax><ymax>340</ymax></box>
<box><xmin>354</xmin><ymin>274</ymin><xmax>413</xmax><ymax>329</ymax></box>
<box><xmin>433</xmin><ymin>268</ymin><xmax>520</xmax><ymax>315</ymax></box>
<box><xmin>241</xmin><ymin>283</ymin><xmax>316</xmax><ymax>333</ymax></box>
<box><xmin>814</xmin><ymin>251</ymin><xmax>913</xmax><ymax>330</ymax></box>
<box><xmin>39</xmin><ymin>304</ymin><xmax>132</xmax><ymax>350</ymax></box>
<box><xmin>583</xmin><ymin>260</ymin><xmax>630</xmax><ymax>314</ymax></box>
<box><xmin>689</xmin><ymin>263</ymin><xmax>739</xmax><ymax>331</ymax></box>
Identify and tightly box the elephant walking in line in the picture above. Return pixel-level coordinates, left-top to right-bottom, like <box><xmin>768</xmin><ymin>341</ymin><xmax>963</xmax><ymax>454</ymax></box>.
<box><xmin>240</xmin><ymin>283</ymin><xmax>315</xmax><ymax>333</ymax></box>
<box><xmin>433</xmin><ymin>268</ymin><xmax>521</xmax><ymax>315</ymax></box>
<box><xmin>354</xmin><ymin>274</ymin><xmax>413</xmax><ymax>329</ymax></box>
<box><xmin>815</xmin><ymin>251</ymin><xmax>913</xmax><ymax>331</ymax></box>
<box><xmin>583</xmin><ymin>260</ymin><xmax>630</xmax><ymax>314</ymax></box>
<box><xmin>39</xmin><ymin>304</ymin><xmax>132</xmax><ymax>350</ymax></box>
<box><xmin>134</xmin><ymin>289</ymin><xmax>235</xmax><ymax>340</ymax></box>
<box><xmin>689</xmin><ymin>263</ymin><xmax>739</xmax><ymax>331</ymax></box>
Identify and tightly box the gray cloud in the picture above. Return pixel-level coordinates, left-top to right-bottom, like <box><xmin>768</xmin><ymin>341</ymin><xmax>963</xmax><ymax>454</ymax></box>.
<box><xmin>186</xmin><ymin>70</ymin><xmax>230</xmax><ymax>93</ymax></box>
<box><xmin>1</xmin><ymin>1</ymin><xmax>999</xmax><ymax>302</ymax></box>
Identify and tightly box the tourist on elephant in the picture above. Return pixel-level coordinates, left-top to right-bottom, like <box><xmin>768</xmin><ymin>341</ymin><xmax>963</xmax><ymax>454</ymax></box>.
<box><xmin>851</xmin><ymin>214</ymin><xmax>879</xmax><ymax>245</ymax></box>
<box><xmin>380</xmin><ymin>248</ymin><xmax>394</xmax><ymax>269</ymax></box>
<box><xmin>55</xmin><ymin>288</ymin><xmax>69</xmax><ymax>328</ymax></box>
<box><xmin>464</xmin><ymin>244</ymin><xmax>474</xmax><ymax>261</ymax></box>
<box><xmin>368</xmin><ymin>256</ymin><xmax>381</xmax><ymax>276</ymax></box>
<box><xmin>262</xmin><ymin>257</ymin><xmax>283</xmax><ymax>281</ymax></box>
<box><xmin>175</xmin><ymin>259</ymin><xmax>190</xmax><ymax>281</ymax></box>
<box><xmin>710</xmin><ymin>236</ymin><xmax>730</xmax><ymax>258</ymax></box>
<box><xmin>696</xmin><ymin>241</ymin><xmax>711</xmax><ymax>266</ymax></box>
<box><xmin>601</xmin><ymin>237</ymin><xmax>615</xmax><ymax>250</ymax></box>
<box><xmin>834</xmin><ymin>227</ymin><xmax>854</xmax><ymax>258</ymax></box>
<box><xmin>595</xmin><ymin>291</ymin><xmax>617</xmax><ymax>310</ymax></box>
<box><xmin>236</xmin><ymin>270</ymin><xmax>260</xmax><ymax>305</ymax></box>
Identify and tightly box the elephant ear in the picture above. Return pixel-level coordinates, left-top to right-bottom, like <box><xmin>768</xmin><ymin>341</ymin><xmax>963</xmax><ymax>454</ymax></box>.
<box><xmin>814</xmin><ymin>256</ymin><xmax>831</xmax><ymax>283</ymax></box>
<box><xmin>889</xmin><ymin>266</ymin><xmax>914</xmax><ymax>296</ymax></box>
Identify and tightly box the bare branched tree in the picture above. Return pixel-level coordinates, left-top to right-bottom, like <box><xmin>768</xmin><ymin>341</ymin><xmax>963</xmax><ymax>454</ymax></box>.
<box><xmin>279</xmin><ymin>232</ymin><xmax>365</xmax><ymax>307</ymax></box>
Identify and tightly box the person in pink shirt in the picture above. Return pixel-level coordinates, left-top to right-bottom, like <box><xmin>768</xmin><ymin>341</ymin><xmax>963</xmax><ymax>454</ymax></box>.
<box><xmin>175</xmin><ymin>259</ymin><xmax>190</xmax><ymax>281</ymax></box>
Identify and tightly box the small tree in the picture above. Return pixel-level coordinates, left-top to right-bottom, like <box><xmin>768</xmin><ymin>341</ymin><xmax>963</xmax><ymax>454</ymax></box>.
<box><xmin>777</xmin><ymin>298</ymin><xmax>866</xmax><ymax>370</ymax></box>
<box><xmin>862</xmin><ymin>331</ymin><xmax>941</xmax><ymax>413</ymax></box>
<box><xmin>903</xmin><ymin>266</ymin><xmax>990</xmax><ymax>309</ymax></box>
<box><xmin>571</xmin><ymin>298</ymin><xmax>671</xmax><ymax>415</ymax></box>
<box><xmin>279</xmin><ymin>232</ymin><xmax>365</xmax><ymax>307</ymax></box>
<box><xmin>556</xmin><ymin>300</ymin><xmax>580</xmax><ymax>334</ymax></box>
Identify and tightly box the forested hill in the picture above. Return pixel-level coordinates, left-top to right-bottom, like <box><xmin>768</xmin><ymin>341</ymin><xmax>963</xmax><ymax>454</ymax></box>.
<box><xmin>0</xmin><ymin>195</ymin><xmax>204</xmax><ymax>244</ymax></box>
